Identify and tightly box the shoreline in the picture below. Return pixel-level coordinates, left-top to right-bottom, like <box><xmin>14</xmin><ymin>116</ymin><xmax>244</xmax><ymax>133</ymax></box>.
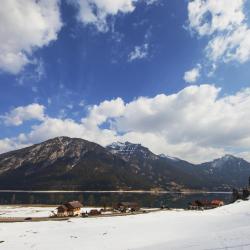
<box><xmin>0</xmin><ymin>190</ymin><xmax>232</xmax><ymax>194</ymax></box>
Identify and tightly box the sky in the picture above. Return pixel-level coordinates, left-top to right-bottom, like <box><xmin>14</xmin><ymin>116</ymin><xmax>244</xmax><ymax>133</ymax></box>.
<box><xmin>0</xmin><ymin>0</ymin><xmax>250</xmax><ymax>163</ymax></box>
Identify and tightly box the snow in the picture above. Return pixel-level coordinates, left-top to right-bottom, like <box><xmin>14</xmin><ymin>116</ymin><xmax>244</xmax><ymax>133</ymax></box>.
<box><xmin>0</xmin><ymin>206</ymin><xmax>102</xmax><ymax>217</ymax></box>
<box><xmin>159</xmin><ymin>153</ymin><xmax>180</xmax><ymax>161</ymax></box>
<box><xmin>1</xmin><ymin>200</ymin><xmax>250</xmax><ymax>249</ymax></box>
<box><xmin>0</xmin><ymin>206</ymin><xmax>55</xmax><ymax>217</ymax></box>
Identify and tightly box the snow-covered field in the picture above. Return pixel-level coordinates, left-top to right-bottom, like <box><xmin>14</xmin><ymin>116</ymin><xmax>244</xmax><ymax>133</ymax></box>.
<box><xmin>0</xmin><ymin>200</ymin><xmax>250</xmax><ymax>250</ymax></box>
<box><xmin>0</xmin><ymin>206</ymin><xmax>102</xmax><ymax>218</ymax></box>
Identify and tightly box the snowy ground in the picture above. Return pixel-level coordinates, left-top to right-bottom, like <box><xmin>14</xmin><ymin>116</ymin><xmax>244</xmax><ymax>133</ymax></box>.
<box><xmin>0</xmin><ymin>200</ymin><xmax>250</xmax><ymax>250</ymax></box>
<box><xmin>0</xmin><ymin>206</ymin><xmax>102</xmax><ymax>218</ymax></box>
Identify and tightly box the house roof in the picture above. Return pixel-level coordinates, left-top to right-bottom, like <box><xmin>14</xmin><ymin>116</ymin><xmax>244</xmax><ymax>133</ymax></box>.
<box><xmin>118</xmin><ymin>202</ymin><xmax>139</xmax><ymax>207</ymax></box>
<box><xmin>211</xmin><ymin>200</ymin><xmax>224</xmax><ymax>205</ymax></box>
<box><xmin>56</xmin><ymin>204</ymin><xmax>68</xmax><ymax>211</ymax></box>
<box><xmin>65</xmin><ymin>201</ymin><xmax>83</xmax><ymax>209</ymax></box>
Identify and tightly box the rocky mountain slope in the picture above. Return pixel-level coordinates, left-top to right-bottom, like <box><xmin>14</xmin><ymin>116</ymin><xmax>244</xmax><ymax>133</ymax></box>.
<box><xmin>198</xmin><ymin>154</ymin><xmax>250</xmax><ymax>189</ymax></box>
<box><xmin>0</xmin><ymin>137</ymin><xmax>249</xmax><ymax>190</ymax></box>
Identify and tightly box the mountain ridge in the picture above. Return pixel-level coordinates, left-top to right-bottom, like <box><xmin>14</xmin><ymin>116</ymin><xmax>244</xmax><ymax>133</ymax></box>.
<box><xmin>0</xmin><ymin>137</ymin><xmax>249</xmax><ymax>191</ymax></box>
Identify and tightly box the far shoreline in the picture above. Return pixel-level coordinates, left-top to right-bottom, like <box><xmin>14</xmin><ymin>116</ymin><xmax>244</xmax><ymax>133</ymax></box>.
<box><xmin>0</xmin><ymin>190</ymin><xmax>232</xmax><ymax>194</ymax></box>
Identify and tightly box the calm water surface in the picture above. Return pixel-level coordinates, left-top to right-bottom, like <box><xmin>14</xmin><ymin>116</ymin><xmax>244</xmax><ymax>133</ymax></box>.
<box><xmin>0</xmin><ymin>191</ymin><xmax>233</xmax><ymax>208</ymax></box>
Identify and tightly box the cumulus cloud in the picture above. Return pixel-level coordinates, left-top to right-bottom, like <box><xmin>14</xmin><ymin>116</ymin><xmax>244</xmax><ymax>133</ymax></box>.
<box><xmin>0</xmin><ymin>0</ymin><xmax>62</xmax><ymax>74</ymax></box>
<box><xmin>188</xmin><ymin>0</ymin><xmax>245</xmax><ymax>36</ymax></box>
<box><xmin>2</xmin><ymin>103</ymin><xmax>45</xmax><ymax>126</ymax></box>
<box><xmin>69</xmin><ymin>0</ymin><xmax>136</xmax><ymax>32</ymax></box>
<box><xmin>82</xmin><ymin>98</ymin><xmax>125</xmax><ymax>127</ymax></box>
<box><xmin>128</xmin><ymin>43</ymin><xmax>149</xmax><ymax>62</ymax></box>
<box><xmin>187</xmin><ymin>0</ymin><xmax>250</xmax><ymax>69</ymax></box>
<box><xmin>183</xmin><ymin>65</ymin><xmax>201</xmax><ymax>83</ymax></box>
<box><xmin>1</xmin><ymin>85</ymin><xmax>250</xmax><ymax>163</ymax></box>
<box><xmin>206</xmin><ymin>24</ymin><xmax>250</xmax><ymax>63</ymax></box>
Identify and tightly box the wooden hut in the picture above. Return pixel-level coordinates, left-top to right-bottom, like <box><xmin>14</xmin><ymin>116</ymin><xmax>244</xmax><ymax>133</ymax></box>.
<box><xmin>189</xmin><ymin>199</ymin><xmax>224</xmax><ymax>210</ymax></box>
<box><xmin>115</xmin><ymin>202</ymin><xmax>140</xmax><ymax>212</ymax></box>
<box><xmin>56</xmin><ymin>204</ymin><xmax>69</xmax><ymax>217</ymax></box>
<box><xmin>56</xmin><ymin>200</ymin><xmax>83</xmax><ymax>217</ymax></box>
<box><xmin>65</xmin><ymin>201</ymin><xmax>83</xmax><ymax>216</ymax></box>
<box><xmin>211</xmin><ymin>200</ymin><xmax>224</xmax><ymax>208</ymax></box>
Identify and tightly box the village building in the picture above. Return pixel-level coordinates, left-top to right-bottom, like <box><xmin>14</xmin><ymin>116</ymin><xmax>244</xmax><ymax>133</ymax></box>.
<box><xmin>88</xmin><ymin>209</ymin><xmax>101</xmax><ymax>216</ymax></box>
<box><xmin>56</xmin><ymin>201</ymin><xmax>83</xmax><ymax>217</ymax></box>
<box><xmin>56</xmin><ymin>204</ymin><xmax>69</xmax><ymax>217</ymax></box>
<box><xmin>188</xmin><ymin>200</ymin><xmax>224</xmax><ymax>210</ymax></box>
<box><xmin>211</xmin><ymin>200</ymin><xmax>224</xmax><ymax>208</ymax></box>
<box><xmin>232</xmin><ymin>176</ymin><xmax>250</xmax><ymax>202</ymax></box>
<box><xmin>115</xmin><ymin>202</ymin><xmax>140</xmax><ymax>212</ymax></box>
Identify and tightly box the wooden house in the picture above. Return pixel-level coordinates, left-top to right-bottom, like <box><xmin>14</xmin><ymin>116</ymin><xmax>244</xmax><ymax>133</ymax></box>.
<box><xmin>211</xmin><ymin>200</ymin><xmax>224</xmax><ymax>208</ymax></box>
<box><xmin>189</xmin><ymin>199</ymin><xmax>224</xmax><ymax>210</ymax></box>
<box><xmin>115</xmin><ymin>202</ymin><xmax>140</xmax><ymax>212</ymax></box>
<box><xmin>56</xmin><ymin>201</ymin><xmax>83</xmax><ymax>217</ymax></box>
<box><xmin>88</xmin><ymin>209</ymin><xmax>101</xmax><ymax>216</ymax></box>
<box><xmin>65</xmin><ymin>201</ymin><xmax>83</xmax><ymax>216</ymax></box>
<box><xmin>56</xmin><ymin>204</ymin><xmax>69</xmax><ymax>217</ymax></box>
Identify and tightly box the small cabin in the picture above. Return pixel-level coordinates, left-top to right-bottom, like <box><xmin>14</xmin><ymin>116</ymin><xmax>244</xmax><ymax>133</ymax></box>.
<box><xmin>56</xmin><ymin>204</ymin><xmax>69</xmax><ymax>217</ymax></box>
<box><xmin>188</xmin><ymin>199</ymin><xmax>224</xmax><ymax>210</ymax></box>
<box><xmin>56</xmin><ymin>201</ymin><xmax>83</xmax><ymax>217</ymax></box>
<box><xmin>115</xmin><ymin>202</ymin><xmax>140</xmax><ymax>212</ymax></box>
<box><xmin>88</xmin><ymin>209</ymin><xmax>101</xmax><ymax>216</ymax></box>
<box><xmin>211</xmin><ymin>200</ymin><xmax>224</xmax><ymax>208</ymax></box>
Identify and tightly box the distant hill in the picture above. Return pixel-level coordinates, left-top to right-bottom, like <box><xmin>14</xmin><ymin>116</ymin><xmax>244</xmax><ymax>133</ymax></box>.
<box><xmin>0</xmin><ymin>137</ymin><xmax>249</xmax><ymax>191</ymax></box>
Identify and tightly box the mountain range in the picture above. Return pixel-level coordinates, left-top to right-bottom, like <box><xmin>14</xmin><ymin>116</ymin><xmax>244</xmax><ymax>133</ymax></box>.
<box><xmin>0</xmin><ymin>136</ymin><xmax>249</xmax><ymax>191</ymax></box>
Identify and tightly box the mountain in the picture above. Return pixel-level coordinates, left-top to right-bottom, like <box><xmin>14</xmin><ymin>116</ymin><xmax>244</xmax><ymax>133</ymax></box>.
<box><xmin>198</xmin><ymin>154</ymin><xmax>250</xmax><ymax>189</ymax></box>
<box><xmin>0</xmin><ymin>137</ymin><xmax>250</xmax><ymax>191</ymax></box>
<box><xmin>0</xmin><ymin>137</ymin><xmax>152</xmax><ymax>190</ymax></box>
<box><xmin>107</xmin><ymin>142</ymin><xmax>250</xmax><ymax>190</ymax></box>
<box><xmin>107</xmin><ymin>141</ymin><xmax>159</xmax><ymax>161</ymax></box>
<box><xmin>107</xmin><ymin>142</ymin><xmax>219</xmax><ymax>190</ymax></box>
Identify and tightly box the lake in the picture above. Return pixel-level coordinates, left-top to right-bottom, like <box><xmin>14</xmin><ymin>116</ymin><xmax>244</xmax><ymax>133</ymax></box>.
<box><xmin>0</xmin><ymin>191</ymin><xmax>233</xmax><ymax>208</ymax></box>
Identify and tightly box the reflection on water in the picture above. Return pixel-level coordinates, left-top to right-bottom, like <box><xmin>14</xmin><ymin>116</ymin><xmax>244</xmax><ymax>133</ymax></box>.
<box><xmin>0</xmin><ymin>191</ymin><xmax>233</xmax><ymax>208</ymax></box>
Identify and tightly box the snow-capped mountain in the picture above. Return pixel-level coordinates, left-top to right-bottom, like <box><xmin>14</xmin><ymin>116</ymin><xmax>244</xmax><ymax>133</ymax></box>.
<box><xmin>158</xmin><ymin>153</ymin><xmax>180</xmax><ymax>162</ymax></box>
<box><xmin>0</xmin><ymin>137</ymin><xmax>250</xmax><ymax>191</ymax></box>
<box><xmin>0</xmin><ymin>137</ymin><xmax>154</xmax><ymax>190</ymax></box>
<box><xmin>107</xmin><ymin>141</ymin><xmax>159</xmax><ymax>161</ymax></box>
<box><xmin>198</xmin><ymin>154</ymin><xmax>250</xmax><ymax>188</ymax></box>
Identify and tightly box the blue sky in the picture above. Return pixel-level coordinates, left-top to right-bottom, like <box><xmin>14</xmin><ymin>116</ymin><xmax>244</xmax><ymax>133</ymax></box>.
<box><xmin>1</xmin><ymin>0</ymin><xmax>250</xmax><ymax>163</ymax></box>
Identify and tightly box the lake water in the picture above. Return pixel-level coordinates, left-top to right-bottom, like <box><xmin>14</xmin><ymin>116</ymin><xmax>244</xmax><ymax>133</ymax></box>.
<box><xmin>0</xmin><ymin>191</ymin><xmax>233</xmax><ymax>208</ymax></box>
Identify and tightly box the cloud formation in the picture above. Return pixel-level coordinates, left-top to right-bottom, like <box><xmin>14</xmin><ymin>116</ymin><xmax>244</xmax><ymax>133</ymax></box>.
<box><xmin>1</xmin><ymin>85</ymin><xmax>250</xmax><ymax>163</ymax></box>
<box><xmin>0</xmin><ymin>0</ymin><xmax>62</xmax><ymax>74</ymax></box>
<box><xmin>183</xmin><ymin>65</ymin><xmax>201</xmax><ymax>83</ymax></box>
<box><xmin>128</xmin><ymin>44</ymin><xmax>149</xmax><ymax>62</ymax></box>
<box><xmin>70</xmin><ymin>0</ymin><xmax>136</xmax><ymax>32</ymax></box>
<box><xmin>2</xmin><ymin>103</ymin><xmax>45</xmax><ymax>126</ymax></box>
<box><xmin>187</xmin><ymin>0</ymin><xmax>250</xmax><ymax>70</ymax></box>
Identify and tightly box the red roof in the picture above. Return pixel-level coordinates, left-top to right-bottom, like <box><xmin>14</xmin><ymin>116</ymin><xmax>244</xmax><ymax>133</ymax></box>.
<box><xmin>211</xmin><ymin>200</ymin><xmax>224</xmax><ymax>206</ymax></box>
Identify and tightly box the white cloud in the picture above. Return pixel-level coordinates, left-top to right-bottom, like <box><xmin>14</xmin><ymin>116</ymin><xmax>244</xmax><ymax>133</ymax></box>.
<box><xmin>188</xmin><ymin>0</ymin><xmax>245</xmax><ymax>36</ymax></box>
<box><xmin>0</xmin><ymin>0</ymin><xmax>62</xmax><ymax>74</ymax></box>
<box><xmin>82</xmin><ymin>98</ymin><xmax>125</xmax><ymax>127</ymax></box>
<box><xmin>183</xmin><ymin>65</ymin><xmax>201</xmax><ymax>83</ymax></box>
<box><xmin>187</xmin><ymin>0</ymin><xmax>250</xmax><ymax>69</ymax></box>
<box><xmin>206</xmin><ymin>24</ymin><xmax>250</xmax><ymax>63</ymax></box>
<box><xmin>128</xmin><ymin>43</ymin><xmax>149</xmax><ymax>62</ymax></box>
<box><xmin>1</xmin><ymin>85</ymin><xmax>250</xmax><ymax>163</ymax></box>
<box><xmin>2</xmin><ymin>103</ymin><xmax>45</xmax><ymax>126</ymax></box>
<box><xmin>69</xmin><ymin>0</ymin><xmax>136</xmax><ymax>32</ymax></box>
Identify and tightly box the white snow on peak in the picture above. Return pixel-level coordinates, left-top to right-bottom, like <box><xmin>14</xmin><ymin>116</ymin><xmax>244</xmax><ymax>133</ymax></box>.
<box><xmin>210</xmin><ymin>154</ymin><xmax>241</xmax><ymax>168</ymax></box>
<box><xmin>221</xmin><ymin>154</ymin><xmax>236</xmax><ymax>161</ymax></box>
<box><xmin>159</xmin><ymin>153</ymin><xmax>180</xmax><ymax>161</ymax></box>
<box><xmin>108</xmin><ymin>142</ymin><xmax>141</xmax><ymax>152</ymax></box>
